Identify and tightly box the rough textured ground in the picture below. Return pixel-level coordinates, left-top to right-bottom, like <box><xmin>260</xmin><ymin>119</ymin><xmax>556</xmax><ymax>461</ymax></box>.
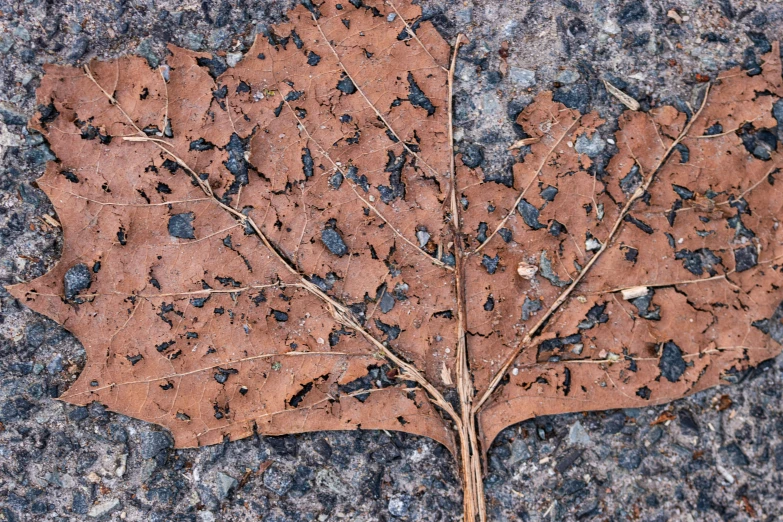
<box><xmin>2</xmin><ymin>0</ymin><xmax>783</xmax><ymax>521</ymax></box>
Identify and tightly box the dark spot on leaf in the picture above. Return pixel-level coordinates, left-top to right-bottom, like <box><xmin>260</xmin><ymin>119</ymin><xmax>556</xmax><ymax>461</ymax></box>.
<box><xmin>380</xmin><ymin>291</ymin><xmax>395</xmax><ymax>313</ymax></box>
<box><xmin>196</xmin><ymin>55</ymin><xmax>227</xmax><ymax>79</ymax></box>
<box><xmin>190</xmin><ymin>295</ymin><xmax>210</xmax><ymax>308</ymax></box>
<box><xmin>517</xmin><ymin>199</ymin><xmax>546</xmax><ymax>230</ymax></box>
<box><xmin>168</xmin><ymin>213</ymin><xmax>195</xmax><ymax>239</ymax></box>
<box><xmin>674</xmin><ymin>143</ymin><xmax>689</xmax><ymax>163</ymax></box>
<box><xmin>407</xmin><ymin>72</ymin><xmax>435</xmax><ymax>116</ymax></box>
<box><xmin>539</xmin><ymin>251</ymin><xmax>571</xmax><ymax>287</ymax></box>
<box><xmin>521</xmin><ymin>297</ymin><xmax>542</xmax><ymax>321</ymax></box>
<box><xmin>309</xmin><ymin>272</ymin><xmax>338</xmax><ymax>292</ymax></box>
<box><xmin>63</xmin><ymin>264</ymin><xmax>92</xmax><ymax>301</ymax></box>
<box><xmin>733</xmin><ymin>245</ymin><xmax>758</xmax><ymax>272</ymax></box>
<box><xmin>630</xmin><ymin>289</ymin><xmax>661</xmax><ymax>320</ymax></box>
<box><xmin>302</xmin><ymin>148</ymin><xmax>314</xmax><ymax>179</ymax></box>
<box><xmin>189</xmin><ymin>138</ymin><xmax>215</xmax><ymax>151</ymax></box>
<box><xmin>704</xmin><ymin>123</ymin><xmax>723</xmax><ymax>136</ymax></box>
<box><xmin>328</xmin><ymin>171</ymin><xmax>343</xmax><ymax>190</ymax></box>
<box><xmin>578</xmin><ymin>303</ymin><xmax>608</xmax><ymax>330</ymax></box>
<box><xmin>538</xmin><ymin>334</ymin><xmax>582</xmax><ymax>355</ymax></box>
<box><xmin>623</xmin><ymin>214</ymin><xmax>653</xmax><ymax>234</ymax></box>
<box><xmin>272</xmin><ymin>310</ymin><xmax>289</xmax><ymax>322</ymax></box>
<box><xmin>461</xmin><ymin>144</ymin><xmax>484</xmax><ymax>168</ymax></box>
<box><xmin>549</xmin><ymin>220</ymin><xmax>565</xmax><ymax>237</ymax></box>
<box><xmin>125</xmin><ymin>354</ymin><xmax>143</xmax><ymax>365</ymax></box>
<box><xmin>216</xmin><ymin>276</ymin><xmax>241</xmax><ymax>287</ymax></box>
<box><xmin>214</xmin><ymin>367</ymin><xmax>238</xmax><ymax>384</ymax></box>
<box><xmin>540</xmin><ymin>185</ymin><xmax>559</xmax><ymax>202</ymax></box>
<box><xmin>61</xmin><ymin>170</ymin><xmax>79</xmax><ymax>183</ymax></box>
<box><xmin>375</xmin><ymin>319</ymin><xmax>401</xmax><ymax>341</ymax></box>
<box><xmin>345</xmin><ymin>166</ymin><xmax>369</xmax><ymax>192</ymax></box>
<box><xmin>162</xmin><ymin>159</ymin><xmax>179</xmax><ymax>173</ymax></box>
<box><xmin>285</xmin><ymin>90</ymin><xmax>304</xmax><ymax>101</ymax></box>
<box><xmin>675</xmin><ymin>248</ymin><xmax>722</xmax><ymax>276</ymax></box>
<box><xmin>223</xmin><ymin>133</ymin><xmax>250</xmax><ymax>198</ymax></box>
<box><xmin>667</xmin><ymin>199</ymin><xmax>683</xmax><ymax>226</ymax></box>
<box><xmin>619</xmin><ymin>164</ymin><xmax>641</xmax><ymax>196</ymax></box>
<box><xmin>321</xmin><ymin>226</ymin><xmax>348</xmax><ymax>258</ymax></box>
<box><xmin>476</xmin><ymin>222</ymin><xmax>488</xmax><ymax>243</ymax></box>
<box><xmin>659</xmin><ymin>341</ymin><xmax>686</xmax><ymax>382</ymax></box>
<box><xmin>212</xmin><ymin>85</ymin><xmax>228</xmax><ymax>99</ymax></box>
<box><xmin>379</xmin><ymin>151</ymin><xmax>407</xmax><ymax>203</ymax></box>
<box><xmin>289</xmin><ymin>382</ymin><xmax>314</xmax><ymax>407</ymax></box>
<box><xmin>337</xmin><ymin>74</ymin><xmax>356</xmax><ymax>94</ymax></box>
<box><xmin>482</xmin><ymin>254</ymin><xmax>500</xmax><ymax>274</ymax></box>
<box><xmin>156</xmin><ymin>340</ymin><xmax>175</xmax><ymax>353</ymax></box>
<box><xmin>307</xmin><ymin>51</ymin><xmax>321</xmax><ymax>66</ymax></box>
<box><xmin>672</xmin><ymin>184</ymin><xmax>695</xmax><ymax>200</ymax></box>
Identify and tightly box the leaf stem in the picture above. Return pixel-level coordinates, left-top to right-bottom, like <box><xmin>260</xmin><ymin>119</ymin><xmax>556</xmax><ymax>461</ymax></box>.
<box><xmin>448</xmin><ymin>34</ymin><xmax>486</xmax><ymax>522</ymax></box>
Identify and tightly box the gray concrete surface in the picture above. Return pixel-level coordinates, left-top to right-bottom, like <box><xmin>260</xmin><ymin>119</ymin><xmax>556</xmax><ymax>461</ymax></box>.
<box><xmin>2</xmin><ymin>0</ymin><xmax>783</xmax><ymax>520</ymax></box>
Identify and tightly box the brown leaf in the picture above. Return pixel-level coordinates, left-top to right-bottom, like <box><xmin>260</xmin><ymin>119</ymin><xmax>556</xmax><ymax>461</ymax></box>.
<box><xmin>650</xmin><ymin>411</ymin><xmax>676</xmax><ymax>426</ymax></box>
<box><xmin>740</xmin><ymin>496</ymin><xmax>757</xmax><ymax>518</ymax></box>
<box><xmin>7</xmin><ymin>1</ymin><xmax>783</xmax><ymax>520</ymax></box>
<box><xmin>713</xmin><ymin>394</ymin><xmax>733</xmax><ymax>411</ymax></box>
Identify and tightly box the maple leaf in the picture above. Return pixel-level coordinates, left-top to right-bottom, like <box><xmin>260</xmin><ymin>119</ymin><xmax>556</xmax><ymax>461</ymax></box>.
<box><xmin>7</xmin><ymin>1</ymin><xmax>783</xmax><ymax>520</ymax></box>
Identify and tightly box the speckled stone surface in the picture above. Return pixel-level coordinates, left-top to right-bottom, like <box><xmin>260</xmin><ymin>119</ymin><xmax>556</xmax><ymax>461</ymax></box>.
<box><xmin>2</xmin><ymin>1</ymin><xmax>783</xmax><ymax>520</ymax></box>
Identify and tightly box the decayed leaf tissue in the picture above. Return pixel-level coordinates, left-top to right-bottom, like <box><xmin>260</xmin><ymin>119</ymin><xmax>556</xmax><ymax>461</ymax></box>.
<box><xmin>7</xmin><ymin>0</ymin><xmax>783</xmax><ymax>520</ymax></box>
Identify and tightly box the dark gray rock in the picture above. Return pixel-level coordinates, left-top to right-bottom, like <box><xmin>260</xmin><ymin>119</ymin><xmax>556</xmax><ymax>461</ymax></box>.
<box><xmin>263</xmin><ymin>463</ymin><xmax>294</xmax><ymax>496</ymax></box>
<box><xmin>678</xmin><ymin>409</ymin><xmax>699</xmax><ymax>434</ymax></box>
<box><xmin>618</xmin><ymin>0</ymin><xmax>647</xmax><ymax>24</ymax></box>
<box><xmin>68</xmin><ymin>406</ymin><xmax>89</xmax><ymax>422</ymax></box>
<box><xmin>388</xmin><ymin>494</ymin><xmax>413</xmax><ymax>517</ymax></box>
<box><xmin>140</xmin><ymin>431</ymin><xmax>173</xmax><ymax>459</ymax></box>
<box><xmin>618</xmin><ymin>449</ymin><xmax>644</xmax><ymax>470</ymax></box>
<box><xmin>0</xmin><ymin>106</ymin><xmax>26</xmax><ymax>125</ymax></box>
<box><xmin>67</xmin><ymin>37</ymin><xmax>89</xmax><ymax>63</ymax></box>
<box><xmin>215</xmin><ymin>472</ymin><xmax>238</xmax><ymax>500</ymax></box>
<box><xmin>461</xmin><ymin>144</ymin><xmax>485</xmax><ymax>168</ymax></box>
<box><xmin>722</xmin><ymin>442</ymin><xmax>750</xmax><ymax>466</ymax></box>
<box><xmin>552</xmin><ymin>84</ymin><xmax>590</xmax><ymax>114</ymax></box>
<box><xmin>25</xmin><ymin>323</ymin><xmax>46</xmax><ymax>348</ymax></box>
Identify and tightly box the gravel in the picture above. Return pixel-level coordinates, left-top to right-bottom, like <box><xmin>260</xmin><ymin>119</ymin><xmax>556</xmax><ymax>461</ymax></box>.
<box><xmin>2</xmin><ymin>0</ymin><xmax>783</xmax><ymax>520</ymax></box>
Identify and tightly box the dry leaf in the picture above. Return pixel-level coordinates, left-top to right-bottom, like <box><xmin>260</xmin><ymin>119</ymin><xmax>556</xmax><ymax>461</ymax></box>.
<box><xmin>603</xmin><ymin>79</ymin><xmax>641</xmax><ymax>111</ymax></box>
<box><xmin>713</xmin><ymin>394</ymin><xmax>733</xmax><ymax>411</ymax></box>
<box><xmin>508</xmin><ymin>136</ymin><xmax>541</xmax><ymax>150</ymax></box>
<box><xmin>7</xmin><ymin>1</ymin><xmax>783</xmax><ymax>520</ymax></box>
<box><xmin>621</xmin><ymin>285</ymin><xmax>650</xmax><ymax>300</ymax></box>
<box><xmin>650</xmin><ymin>411</ymin><xmax>676</xmax><ymax>426</ymax></box>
